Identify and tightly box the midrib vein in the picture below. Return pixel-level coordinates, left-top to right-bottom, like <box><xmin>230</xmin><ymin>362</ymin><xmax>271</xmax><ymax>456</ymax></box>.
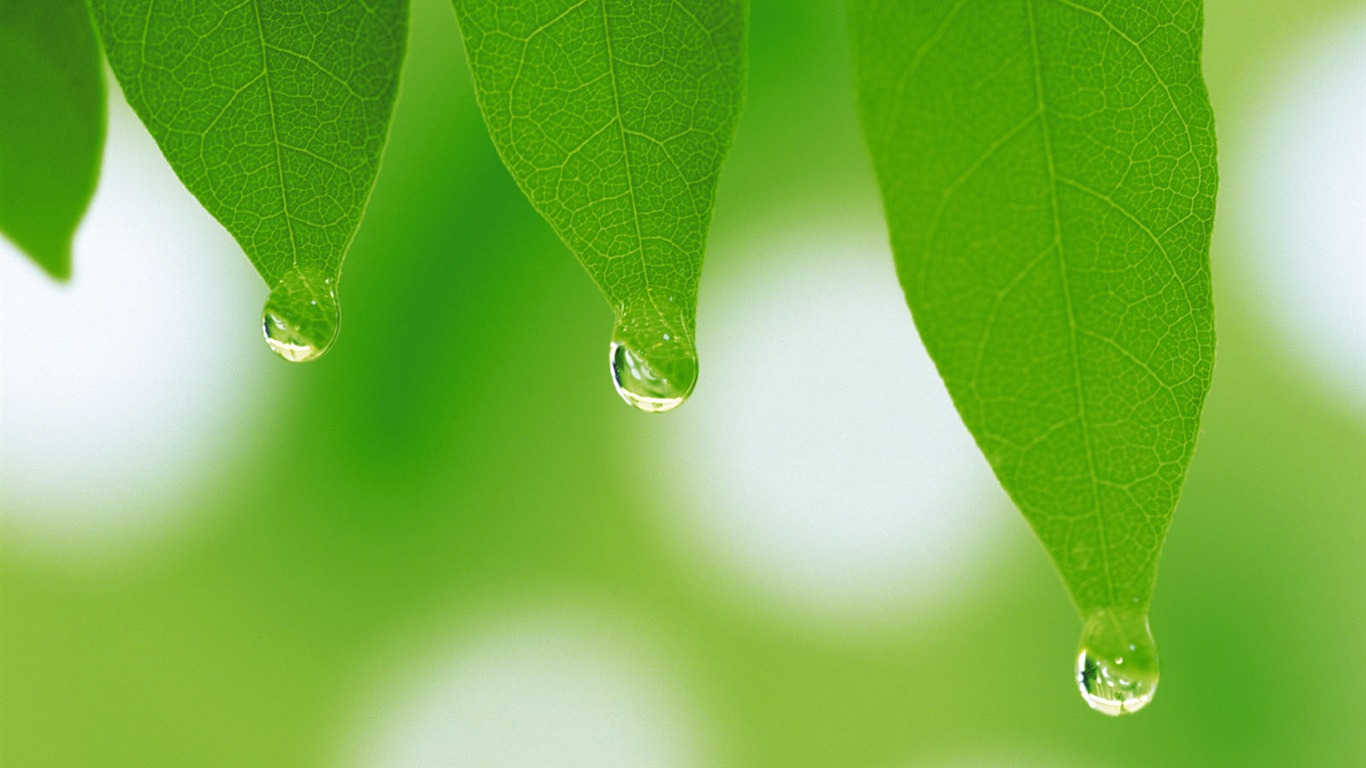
<box><xmin>251</xmin><ymin>0</ymin><xmax>300</xmax><ymax>272</ymax></box>
<box><xmin>599</xmin><ymin>0</ymin><xmax>652</xmax><ymax>301</ymax></box>
<box><xmin>1025</xmin><ymin>0</ymin><xmax>1114</xmax><ymax>608</ymax></box>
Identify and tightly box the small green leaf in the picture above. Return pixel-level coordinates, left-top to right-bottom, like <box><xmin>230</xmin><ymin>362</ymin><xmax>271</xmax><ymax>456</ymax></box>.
<box><xmin>453</xmin><ymin>0</ymin><xmax>746</xmax><ymax>411</ymax></box>
<box><xmin>852</xmin><ymin>0</ymin><xmax>1216</xmax><ymax>710</ymax></box>
<box><xmin>0</xmin><ymin>0</ymin><xmax>105</xmax><ymax>280</ymax></box>
<box><xmin>89</xmin><ymin>0</ymin><xmax>408</xmax><ymax>361</ymax></box>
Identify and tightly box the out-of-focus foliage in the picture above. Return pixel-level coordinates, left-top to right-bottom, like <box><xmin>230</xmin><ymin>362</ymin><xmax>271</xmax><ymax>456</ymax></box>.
<box><xmin>0</xmin><ymin>0</ymin><xmax>104</xmax><ymax>279</ymax></box>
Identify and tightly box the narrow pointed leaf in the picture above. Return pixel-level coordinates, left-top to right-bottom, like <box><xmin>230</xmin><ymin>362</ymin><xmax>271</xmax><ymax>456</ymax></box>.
<box><xmin>851</xmin><ymin>0</ymin><xmax>1216</xmax><ymax>632</ymax></box>
<box><xmin>89</xmin><ymin>0</ymin><xmax>407</xmax><ymax>361</ymax></box>
<box><xmin>453</xmin><ymin>0</ymin><xmax>746</xmax><ymax>410</ymax></box>
<box><xmin>0</xmin><ymin>0</ymin><xmax>105</xmax><ymax>280</ymax></box>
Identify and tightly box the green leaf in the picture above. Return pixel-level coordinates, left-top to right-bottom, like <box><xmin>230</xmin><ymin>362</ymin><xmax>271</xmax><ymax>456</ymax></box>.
<box><xmin>0</xmin><ymin>0</ymin><xmax>105</xmax><ymax>280</ymax></box>
<box><xmin>453</xmin><ymin>0</ymin><xmax>746</xmax><ymax>411</ymax></box>
<box><xmin>851</xmin><ymin>0</ymin><xmax>1216</xmax><ymax>709</ymax></box>
<box><xmin>89</xmin><ymin>0</ymin><xmax>408</xmax><ymax>361</ymax></box>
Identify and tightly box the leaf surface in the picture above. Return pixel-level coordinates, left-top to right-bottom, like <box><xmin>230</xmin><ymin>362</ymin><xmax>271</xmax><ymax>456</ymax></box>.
<box><xmin>89</xmin><ymin>0</ymin><xmax>407</xmax><ymax>360</ymax></box>
<box><xmin>453</xmin><ymin>0</ymin><xmax>746</xmax><ymax>409</ymax></box>
<box><xmin>0</xmin><ymin>0</ymin><xmax>105</xmax><ymax>279</ymax></box>
<box><xmin>852</xmin><ymin>0</ymin><xmax>1217</xmax><ymax>620</ymax></box>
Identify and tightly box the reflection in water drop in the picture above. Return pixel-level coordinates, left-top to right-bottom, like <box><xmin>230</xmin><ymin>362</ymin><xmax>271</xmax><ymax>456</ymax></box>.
<box><xmin>610</xmin><ymin>341</ymin><xmax>697</xmax><ymax>413</ymax></box>
<box><xmin>609</xmin><ymin>300</ymin><xmax>697</xmax><ymax>413</ymax></box>
<box><xmin>1075</xmin><ymin>610</ymin><xmax>1159</xmax><ymax>716</ymax></box>
<box><xmin>262</xmin><ymin>269</ymin><xmax>340</xmax><ymax>363</ymax></box>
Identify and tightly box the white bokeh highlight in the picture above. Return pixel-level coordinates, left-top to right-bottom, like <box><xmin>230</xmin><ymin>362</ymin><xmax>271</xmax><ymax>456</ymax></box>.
<box><xmin>648</xmin><ymin>230</ymin><xmax>1011</xmax><ymax>629</ymax></box>
<box><xmin>1238</xmin><ymin>17</ymin><xmax>1366</xmax><ymax>410</ymax></box>
<box><xmin>343</xmin><ymin>609</ymin><xmax>706</xmax><ymax>768</ymax></box>
<box><xmin>0</xmin><ymin>85</ymin><xmax>267</xmax><ymax>557</ymax></box>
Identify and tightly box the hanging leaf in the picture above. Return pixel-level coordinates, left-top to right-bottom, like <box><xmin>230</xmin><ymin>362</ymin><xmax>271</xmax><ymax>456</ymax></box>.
<box><xmin>453</xmin><ymin>0</ymin><xmax>746</xmax><ymax>411</ymax></box>
<box><xmin>851</xmin><ymin>0</ymin><xmax>1217</xmax><ymax>714</ymax></box>
<box><xmin>89</xmin><ymin>0</ymin><xmax>408</xmax><ymax>361</ymax></box>
<box><xmin>0</xmin><ymin>0</ymin><xmax>105</xmax><ymax>280</ymax></box>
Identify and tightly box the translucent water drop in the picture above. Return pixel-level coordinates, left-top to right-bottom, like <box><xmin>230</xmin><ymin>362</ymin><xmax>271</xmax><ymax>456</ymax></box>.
<box><xmin>261</xmin><ymin>269</ymin><xmax>339</xmax><ymax>363</ymax></box>
<box><xmin>1075</xmin><ymin>609</ymin><xmax>1159</xmax><ymax>716</ymax></box>
<box><xmin>608</xmin><ymin>300</ymin><xmax>697</xmax><ymax>413</ymax></box>
<box><xmin>609</xmin><ymin>341</ymin><xmax>698</xmax><ymax>412</ymax></box>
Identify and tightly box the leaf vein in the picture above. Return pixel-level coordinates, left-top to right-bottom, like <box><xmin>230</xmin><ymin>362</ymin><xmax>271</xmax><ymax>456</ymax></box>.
<box><xmin>1026</xmin><ymin>0</ymin><xmax>1113</xmax><ymax>606</ymax></box>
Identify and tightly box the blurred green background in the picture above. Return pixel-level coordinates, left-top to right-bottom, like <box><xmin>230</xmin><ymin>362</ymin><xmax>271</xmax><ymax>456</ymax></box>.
<box><xmin>2</xmin><ymin>0</ymin><xmax>1363</xmax><ymax>765</ymax></box>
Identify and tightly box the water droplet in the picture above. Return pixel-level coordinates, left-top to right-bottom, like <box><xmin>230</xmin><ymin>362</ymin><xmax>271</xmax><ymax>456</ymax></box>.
<box><xmin>609</xmin><ymin>302</ymin><xmax>697</xmax><ymax>413</ymax></box>
<box><xmin>1075</xmin><ymin>609</ymin><xmax>1159</xmax><ymax>716</ymax></box>
<box><xmin>610</xmin><ymin>341</ymin><xmax>698</xmax><ymax>413</ymax></box>
<box><xmin>261</xmin><ymin>269</ymin><xmax>339</xmax><ymax>363</ymax></box>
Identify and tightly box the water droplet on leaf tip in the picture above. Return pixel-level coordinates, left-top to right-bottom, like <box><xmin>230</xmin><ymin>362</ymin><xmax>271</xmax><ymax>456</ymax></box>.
<box><xmin>609</xmin><ymin>340</ymin><xmax>697</xmax><ymax>413</ymax></box>
<box><xmin>1075</xmin><ymin>610</ymin><xmax>1160</xmax><ymax>716</ymax></box>
<box><xmin>261</xmin><ymin>271</ymin><xmax>340</xmax><ymax>363</ymax></box>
